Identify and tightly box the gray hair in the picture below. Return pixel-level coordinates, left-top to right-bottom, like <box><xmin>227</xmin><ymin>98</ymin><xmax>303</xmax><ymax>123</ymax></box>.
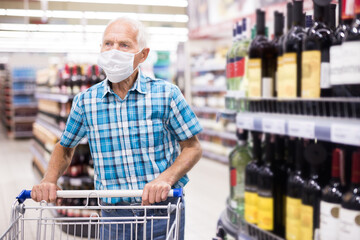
<box><xmin>103</xmin><ymin>17</ymin><xmax>147</xmax><ymax>49</ymax></box>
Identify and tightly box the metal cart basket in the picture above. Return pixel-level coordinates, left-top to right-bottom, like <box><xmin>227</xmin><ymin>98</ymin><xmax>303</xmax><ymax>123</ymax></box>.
<box><xmin>1</xmin><ymin>188</ymin><xmax>183</xmax><ymax>240</ymax></box>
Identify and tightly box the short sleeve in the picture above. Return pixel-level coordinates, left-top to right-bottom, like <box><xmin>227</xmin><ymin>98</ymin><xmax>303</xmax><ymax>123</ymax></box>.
<box><xmin>166</xmin><ymin>85</ymin><xmax>202</xmax><ymax>141</ymax></box>
<box><xmin>60</xmin><ymin>93</ymin><xmax>87</xmax><ymax>148</ymax></box>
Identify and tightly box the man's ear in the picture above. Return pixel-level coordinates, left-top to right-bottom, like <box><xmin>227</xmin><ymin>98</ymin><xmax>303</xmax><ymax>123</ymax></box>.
<box><xmin>139</xmin><ymin>48</ymin><xmax>150</xmax><ymax>63</ymax></box>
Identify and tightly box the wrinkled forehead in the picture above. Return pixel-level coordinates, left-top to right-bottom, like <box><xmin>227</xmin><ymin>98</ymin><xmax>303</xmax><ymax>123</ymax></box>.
<box><xmin>103</xmin><ymin>20</ymin><xmax>138</xmax><ymax>44</ymax></box>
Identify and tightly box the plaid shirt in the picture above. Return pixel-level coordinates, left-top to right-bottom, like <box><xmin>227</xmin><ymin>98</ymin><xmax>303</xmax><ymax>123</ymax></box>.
<box><xmin>60</xmin><ymin>70</ymin><xmax>202</xmax><ymax>203</ymax></box>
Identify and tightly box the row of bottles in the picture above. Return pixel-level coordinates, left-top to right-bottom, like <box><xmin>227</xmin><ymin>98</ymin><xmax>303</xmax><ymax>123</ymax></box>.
<box><xmin>229</xmin><ymin>131</ymin><xmax>360</xmax><ymax>240</ymax></box>
<box><xmin>226</xmin><ymin>0</ymin><xmax>360</xmax><ymax>99</ymax></box>
<box><xmin>39</xmin><ymin>64</ymin><xmax>106</xmax><ymax>96</ymax></box>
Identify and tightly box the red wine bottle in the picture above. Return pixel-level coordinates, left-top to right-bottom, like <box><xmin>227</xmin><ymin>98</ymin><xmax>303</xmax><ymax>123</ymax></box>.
<box><xmin>281</xmin><ymin>0</ymin><xmax>306</xmax><ymax>98</ymax></box>
<box><xmin>273</xmin><ymin>11</ymin><xmax>284</xmax><ymax>98</ymax></box>
<box><xmin>244</xmin><ymin>131</ymin><xmax>263</xmax><ymax>224</ymax></box>
<box><xmin>302</xmin><ymin>1</ymin><xmax>333</xmax><ymax>98</ymax></box>
<box><xmin>339</xmin><ymin>150</ymin><xmax>360</xmax><ymax>240</ymax></box>
<box><xmin>257</xmin><ymin>134</ymin><xmax>277</xmax><ymax>232</ymax></box>
<box><xmin>331</xmin><ymin>0</ymin><xmax>356</xmax><ymax>96</ymax></box>
<box><xmin>285</xmin><ymin>139</ymin><xmax>305</xmax><ymax>240</ymax></box>
<box><xmin>319</xmin><ymin>148</ymin><xmax>344</xmax><ymax>240</ymax></box>
<box><xmin>248</xmin><ymin>9</ymin><xmax>277</xmax><ymax>98</ymax></box>
<box><xmin>337</xmin><ymin>0</ymin><xmax>360</xmax><ymax>97</ymax></box>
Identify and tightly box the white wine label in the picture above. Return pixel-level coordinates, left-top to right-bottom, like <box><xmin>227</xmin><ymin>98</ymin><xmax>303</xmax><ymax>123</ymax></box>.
<box><xmin>320</xmin><ymin>63</ymin><xmax>331</xmax><ymax>88</ymax></box>
<box><xmin>340</xmin><ymin>41</ymin><xmax>360</xmax><ymax>85</ymax></box>
<box><xmin>262</xmin><ymin>118</ymin><xmax>286</xmax><ymax>135</ymax></box>
<box><xmin>319</xmin><ymin>201</ymin><xmax>340</xmax><ymax>240</ymax></box>
<box><xmin>288</xmin><ymin>120</ymin><xmax>315</xmax><ymax>139</ymax></box>
<box><xmin>331</xmin><ymin>123</ymin><xmax>360</xmax><ymax>146</ymax></box>
<box><xmin>330</xmin><ymin>45</ymin><xmax>343</xmax><ymax>85</ymax></box>
<box><xmin>339</xmin><ymin>208</ymin><xmax>360</xmax><ymax>240</ymax></box>
<box><xmin>262</xmin><ymin>77</ymin><xmax>274</xmax><ymax>97</ymax></box>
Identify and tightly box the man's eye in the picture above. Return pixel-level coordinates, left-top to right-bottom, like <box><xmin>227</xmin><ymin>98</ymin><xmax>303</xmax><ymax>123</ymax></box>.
<box><xmin>121</xmin><ymin>43</ymin><xmax>129</xmax><ymax>48</ymax></box>
<box><xmin>105</xmin><ymin>42</ymin><xmax>111</xmax><ymax>46</ymax></box>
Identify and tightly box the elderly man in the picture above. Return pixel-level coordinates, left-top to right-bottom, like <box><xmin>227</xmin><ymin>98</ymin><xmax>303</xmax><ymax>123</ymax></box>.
<box><xmin>31</xmin><ymin>17</ymin><xmax>202</xmax><ymax>239</ymax></box>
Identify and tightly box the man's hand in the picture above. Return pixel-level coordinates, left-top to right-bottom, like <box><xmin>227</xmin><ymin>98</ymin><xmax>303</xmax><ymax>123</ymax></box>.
<box><xmin>31</xmin><ymin>181</ymin><xmax>61</xmax><ymax>203</ymax></box>
<box><xmin>142</xmin><ymin>179</ymin><xmax>171</xmax><ymax>205</ymax></box>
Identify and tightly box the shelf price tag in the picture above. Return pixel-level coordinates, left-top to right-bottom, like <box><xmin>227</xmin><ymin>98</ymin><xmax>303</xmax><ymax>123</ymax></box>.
<box><xmin>262</xmin><ymin>118</ymin><xmax>286</xmax><ymax>135</ymax></box>
<box><xmin>236</xmin><ymin>115</ymin><xmax>254</xmax><ymax>130</ymax></box>
<box><xmin>288</xmin><ymin>120</ymin><xmax>315</xmax><ymax>139</ymax></box>
<box><xmin>331</xmin><ymin>124</ymin><xmax>360</xmax><ymax>146</ymax></box>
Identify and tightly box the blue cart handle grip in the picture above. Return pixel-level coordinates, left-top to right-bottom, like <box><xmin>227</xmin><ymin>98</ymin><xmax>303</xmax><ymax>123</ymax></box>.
<box><xmin>17</xmin><ymin>190</ymin><xmax>32</xmax><ymax>203</ymax></box>
<box><xmin>17</xmin><ymin>188</ymin><xmax>183</xmax><ymax>203</ymax></box>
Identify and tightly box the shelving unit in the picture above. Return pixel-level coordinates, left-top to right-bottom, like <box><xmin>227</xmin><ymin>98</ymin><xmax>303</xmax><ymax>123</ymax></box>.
<box><xmin>0</xmin><ymin>65</ymin><xmax>38</xmax><ymax>138</ymax></box>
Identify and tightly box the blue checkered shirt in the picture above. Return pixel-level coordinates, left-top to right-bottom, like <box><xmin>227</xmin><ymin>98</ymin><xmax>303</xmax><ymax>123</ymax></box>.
<box><xmin>60</xmin><ymin>70</ymin><xmax>202</xmax><ymax>203</ymax></box>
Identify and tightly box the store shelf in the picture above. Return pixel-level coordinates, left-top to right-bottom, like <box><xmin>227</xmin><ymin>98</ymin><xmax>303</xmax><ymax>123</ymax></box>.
<box><xmin>202</xmin><ymin>150</ymin><xmax>228</xmax><ymax>163</ymax></box>
<box><xmin>191</xmin><ymin>85</ymin><xmax>227</xmax><ymax>93</ymax></box>
<box><xmin>11</xmin><ymin>89</ymin><xmax>36</xmax><ymax>95</ymax></box>
<box><xmin>202</xmin><ymin>128</ymin><xmax>237</xmax><ymax>141</ymax></box>
<box><xmin>193</xmin><ymin>106</ymin><xmax>222</xmax><ymax>114</ymax></box>
<box><xmin>9</xmin><ymin>131</ymin><xmax>33</xmax><ymax>138</ymax></box>
<box><xmin>236</xmin><ymin>113</ymin><xmax>360</xmax><ymax>147</ymax></box>
<box><xmin>216</xmin><ymin>109</ymin><xmax>237</xmax><ymax>122</ymax></box>
<box><xmin>36</xmin><ymin>92</ymin><xmax>73</xmax><ymax>103</ymax></box>
<box><xmin>30</xmin><ymin>143</ymin><xmax>49</xmax><ymax>174</ymax></box>
<box><xmin>12</xmin><ymin>102</ymin><xmax>38</xmax><ymax>109</ymax></box>
<box><xmin>36</xmin><ymin>117</ymin><xmax>87</xmax><ymax>145</ymax></box>
<box><xmin>191</xmin><ymin>65</ymin><xmax>225</xmax><ymax>72</ymax></box>
<box><xmin>13</xmin><ymin>116</ymin><xmax>37</xmax><ymax>123</ymax></box>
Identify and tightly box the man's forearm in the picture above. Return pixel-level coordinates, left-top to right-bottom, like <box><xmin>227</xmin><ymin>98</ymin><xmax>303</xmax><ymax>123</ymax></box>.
<box><xmin>42</xmin><ymin>142</ymin><xmax>74</xmax><ymax>183</ymax></box>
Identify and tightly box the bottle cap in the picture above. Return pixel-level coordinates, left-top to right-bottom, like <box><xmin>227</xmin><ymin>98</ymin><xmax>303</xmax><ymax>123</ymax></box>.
<box><xmin>287</xmin><ymin>2</ymin><xmax>293</xmax><ymax>30</ymax></box>
<box><xmin>332</xmin><ymin>148</ymin><xmax>342</xmax><ymax>178</ymax></box>
<box><xmin>237</xmin><ymin>22</ymin><xmax>243</xmax><ymax>36</ymax></box>
<box><xmin>293</xmin><ymin>0</ymin><xmax>304</xmax><ymax>26</ymax></box>
<box><xmin>351</xmin><ymin>150</ymin><xmax>360</xmax><ymax>184</ymax></box>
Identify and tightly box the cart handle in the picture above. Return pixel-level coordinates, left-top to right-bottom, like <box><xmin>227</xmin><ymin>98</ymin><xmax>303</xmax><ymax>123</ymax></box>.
<box><xmin>17</xmin><ymin>188</ymin><xmax>183</xmax><ymax>203</ymax></box>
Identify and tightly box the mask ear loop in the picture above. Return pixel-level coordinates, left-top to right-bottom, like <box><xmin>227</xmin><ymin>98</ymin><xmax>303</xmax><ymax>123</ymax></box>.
<box><xmin>133</xmin><ymin>48</ymin><xmax>145</xmax><ymax>71</ymax></box>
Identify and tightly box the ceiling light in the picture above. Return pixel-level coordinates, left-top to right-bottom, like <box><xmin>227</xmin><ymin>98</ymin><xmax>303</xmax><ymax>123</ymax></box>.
<box><xmin>45</xmin><ymin>0</ymin><xmax>188</xmax><ymax>8</ymax></box>
<box><xmin>0</xmin><ymin>23</ymin><xmax>189</xmax><ymax>35</ymax></box>
<box><xmin>0</xmin><ymin>9</ymin><xmax>188</xmax><ymax>23</ymax></box>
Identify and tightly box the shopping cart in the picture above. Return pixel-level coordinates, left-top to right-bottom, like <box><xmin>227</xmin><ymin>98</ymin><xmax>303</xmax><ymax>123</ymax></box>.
<box><xmin>1</xmin><ymin>188</ymin><xmax>184</xmax><ymax>240</ymax></box>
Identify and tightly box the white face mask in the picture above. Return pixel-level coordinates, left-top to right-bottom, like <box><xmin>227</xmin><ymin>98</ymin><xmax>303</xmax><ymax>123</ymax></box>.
<box><xmin>97</xmin><ymin>49</ymin><xmax>142</xmax><ymax>83</ymax></box>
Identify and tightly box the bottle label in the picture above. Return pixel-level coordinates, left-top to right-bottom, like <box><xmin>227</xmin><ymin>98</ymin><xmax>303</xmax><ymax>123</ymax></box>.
<box><xmin>343</xmin><ymin>0</ymin><xmax>355</xmax><ymax>19</ymax></box>
<box><xmin>339</xmin><ymin>42</ymin><xmax>360</xmax><ymax>85</ymax></box>
<box><xmin>276</xmin><ymin>56</ymin><xmax>283</xmax><ymax>94</ymax></box>
<box><xmin>229</xmin><ymin>58</ymin><xmax>235</xmax><ymax>79</ymax></box>
<box><xmin>248</xmin><ymin>59</ymin><xmax>262</xmax><ymax>97</ymax></box>
<box><xmin>339</xmin><ymin>207</ymin><xmax>360</xmax><ymax>240</ymax></box>
<box><xmin>302</xmin><ymin>50</ymin><xmax>321</xmax><ymax>98</ymax></box>
<box><xmin>235</xmin><ymin>57</ymin><xmax>245</xmax><ymax>78</ymax></box>
<box><xmin>258</xmin><ymin>196</ymin><xmax>274</xmax><ymax>230</ymax></box>
<box><xmin>320</xmin><ymin>201</ymin><xmax>340</xmax><ymax>240</ymax></box>
<box><xmin>280</xmin><ymin>53</ymin><xmax>297</xmax><ymax>98</ymax></box>
<box><xmin>356</xmin><ymin>0</ymin><xmax>360</xmax><ymax>14</ymax></box>
<box><xmin>300</xmin><ymin>204</ymin><xmax>314</xmax><ymax>240</ymax></box>
<box><xmin>286</xmin><ymin>197</ymin><xmax>302</xmax><ymax>240</ymax></box>
<box><xmin>244</xmin><ymin>191</ymin><xmax>258</xmax><ymax>224</ymax></box>
<box><xmin>230</xmin><ymin>167</ymin><xmax>237</xmax><ymax>187</ymax></box>
<box><xmin>320</xmin><ymin>62</ymin><xmax>331</xmax><ymax>89</ymax></box>
<box><xmin>262</xmin><ymin>77</ymin><xmax>273</xmax><ymax>97</ymax></box>
<box><xmin>330</xmin><ymin>45</ymin><xmax>343</xmax><ymax>85</ymax></box>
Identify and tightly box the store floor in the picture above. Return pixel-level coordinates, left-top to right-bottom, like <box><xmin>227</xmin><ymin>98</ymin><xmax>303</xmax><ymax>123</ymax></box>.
<box><xmin>0</xmin><ymin>128</ymin><xmax>229</xmax><ymax>239</ymax></box>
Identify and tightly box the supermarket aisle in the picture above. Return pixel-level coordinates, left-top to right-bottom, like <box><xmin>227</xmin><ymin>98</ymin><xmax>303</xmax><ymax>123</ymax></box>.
<box><xmin>0</xmin><ymin>127</ymin><xmax>229</xmax><ymax>239</ymax></box>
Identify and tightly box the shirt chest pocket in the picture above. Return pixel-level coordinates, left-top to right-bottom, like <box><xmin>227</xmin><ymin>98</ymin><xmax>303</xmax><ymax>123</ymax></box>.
<box><xmin>129</xmin><ymin>119</ymin><xmax>165</xmax><ymax>149</ymax></box>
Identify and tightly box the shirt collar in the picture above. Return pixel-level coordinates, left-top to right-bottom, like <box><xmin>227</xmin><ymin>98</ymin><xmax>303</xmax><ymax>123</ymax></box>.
<box><xmin>102</xmin><ymin>69</ymin><xmax>147</xmax><ymax>99</ymax></box>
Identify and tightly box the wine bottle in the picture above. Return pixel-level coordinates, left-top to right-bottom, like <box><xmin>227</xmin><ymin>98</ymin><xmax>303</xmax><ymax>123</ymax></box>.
<box><xmin>319</xmin><ymin>148</ymin><xmax>344</xmax><ymax>240</ymax></box>
<box><xmin>281</xmin><ymin>0</ymin><xmax>306</xmax><ymax>98</ymax></box>
<box><xmin>338</xmin><ymin>150</ymin><xmax>360</xmax><ymax>240</ymax></box>
<box><xmin>337</xmin><ymin>0</ymin><xmax>360</xmax><ymax>97</ymax></box>
<box><xmin>331</xmin><ymin>0</ymin><xmax>356</xmax><ymax>95</ymax></box>
<box><xmin>248</xmin><ymin>10</ymin><xmax>277</xmax><ymax>98</ymax></box>
<box><xmin>257</xmin><ymin>134</ymin><xmax>276</xmax><ymax>232</ymax></box>
<box><xmin>273</xmin><ymin>11</ymin><xmax>284</xmax><ymax>99</ymax></box>
<box><xmin>229</xmin><ymin>130</ymin><xmax>251</xmax><ymax>219</ymax></box>
<box><xmin>328</xmin><ymin>4</ymin><xmax>337</xmax><ymax>31</ymax></box>
<box><xmin>300</xmin><ymin>142</ymin><xmax>327</xmax><ymax>240</ymax></box>
<box><xmin>273</xmin><ymin>135</ymin><xmax>287</xmax><ymax>237</ymax></box>
<box><xmin>302</xmin><ymin>1</ymin><xmax>333</xmax><ymax>98</ymax></box>
<box><xmin>285</xmin><ymin>139</ymin><xmax>305</xmax><ymax>240</ymax></box>
<box><xmin>244</xmin><ymin>131</ymin><xmax>263</xmax><ymax>224</ymax></box>
<box><xmin>62</xmin><ymin>64</ymin><xmax>70</xmax><ymax>94</ymax></box>
<box><xmin>226</xmin><ymin>24</ymin><xmax>237</xmax><ymax>91</ymax></box>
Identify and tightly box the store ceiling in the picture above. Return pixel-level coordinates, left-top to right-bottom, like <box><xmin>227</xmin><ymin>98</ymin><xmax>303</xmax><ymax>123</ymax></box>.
<box><xmin>0</xmin><ymin>0</ymin><xmax>188</xmax><ymax>52</ymax></box>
